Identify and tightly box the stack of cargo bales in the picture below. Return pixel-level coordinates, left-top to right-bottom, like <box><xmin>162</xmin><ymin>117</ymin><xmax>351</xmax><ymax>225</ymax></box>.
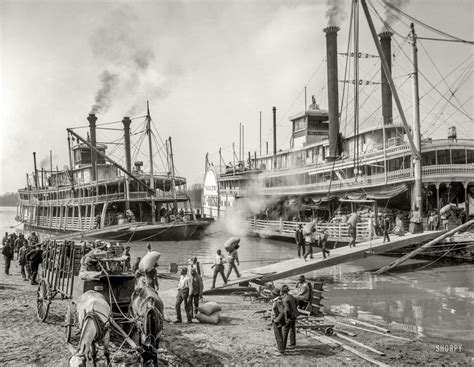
<box><xmin>196</xmin><ymin>301</ymin><xmax>222</xmax><ymax>324</ymax></box>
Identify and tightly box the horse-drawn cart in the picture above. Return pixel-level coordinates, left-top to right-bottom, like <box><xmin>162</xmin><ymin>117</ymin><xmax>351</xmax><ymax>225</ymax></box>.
<box><xmin>37</xmin><ymin>240</ymin><xmax>135</xmax><ymax>342</ymax></box>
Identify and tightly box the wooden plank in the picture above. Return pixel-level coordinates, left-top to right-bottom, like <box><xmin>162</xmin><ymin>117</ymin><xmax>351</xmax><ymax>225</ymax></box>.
<box><xmin>339</xmin><ymin>344</ymin><xmax>390</xmax><ymax>367</ymax></box>
<box><xmin>335</xmin><ymin>323</ymin><xmax>411</xmax><ymax>341</ymax></box>
<box><xmin>206</xmin><ymin>231</ymin><xmax>444</xmax><ymax>290</ymax></box>
<box><xmin>335</xmin><ymin>332</ymin><xmax>386</xmax><ymax>356</ymax></box>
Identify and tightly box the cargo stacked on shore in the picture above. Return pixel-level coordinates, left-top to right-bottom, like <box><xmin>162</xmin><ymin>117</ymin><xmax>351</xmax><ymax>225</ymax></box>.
<box><xmin>17</xmin><ymin>108</ymin><xmax>210</xmax><ymax>242</ymax></box>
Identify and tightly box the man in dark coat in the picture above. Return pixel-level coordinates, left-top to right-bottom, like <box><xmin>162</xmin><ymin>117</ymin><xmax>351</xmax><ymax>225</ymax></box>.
<box><xmin>295</xmin><ymin>224</ymin><xmax>305</xmax><ymax>258</ymax></box>
<box><xmin>271</xmin><ymin>288</ymin><xmax>286</xmax><ymax>355</ymax></box>
<box><xmin>27</xmin><ymin>244</ymin><xmax>43</xmax><ymax>285</ymax></box>
<box><xmin>187</xmin><ymin>268</ymin><xmax>204</xmax><ymax>316</ymax></box>
<box><xmin>281</xmin><ymin>284</ymin><xmax>299</xmax><ymax>350</ymax></box>
<box><xmin>2</xmin><ymin>238</ymin><xmax>14</xmax><ymax>275</ymax></box>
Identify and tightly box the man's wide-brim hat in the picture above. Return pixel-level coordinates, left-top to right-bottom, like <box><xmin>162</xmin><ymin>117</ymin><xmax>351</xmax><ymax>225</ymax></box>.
<box><xmin>299</xmin><ymin>275</ymin><xmax>305</xmax><ymax>281</ymax></box>
<box><xmin>272</xmin><ymin>288</ymin><xmax>281</xmax><ymax>296</ymax></box>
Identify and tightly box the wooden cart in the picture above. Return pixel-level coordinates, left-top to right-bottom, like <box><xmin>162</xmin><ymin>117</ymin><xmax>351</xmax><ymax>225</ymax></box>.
<box><xmin>37</xmin><ymin>240</ymin><xmax>135</xmax><ymax>342</ymax></box>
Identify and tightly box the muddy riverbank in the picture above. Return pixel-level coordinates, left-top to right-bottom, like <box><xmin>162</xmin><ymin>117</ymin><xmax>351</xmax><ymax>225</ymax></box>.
<box><xmin>0</xmin><ymin>254</ymin><xmax>472</xmax><ymax>366</ymax></box>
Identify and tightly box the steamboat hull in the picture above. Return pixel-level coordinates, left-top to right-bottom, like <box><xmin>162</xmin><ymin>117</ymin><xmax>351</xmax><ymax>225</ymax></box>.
<box><xmin>24</xmin><ymin>220</ymin><xmax>211</xmax><ymax>242</ymax></box>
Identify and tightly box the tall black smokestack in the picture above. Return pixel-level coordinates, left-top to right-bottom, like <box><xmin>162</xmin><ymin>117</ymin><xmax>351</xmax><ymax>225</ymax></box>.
<box><xmin>87</xmin><ymin>114</ymin><xmax>98</xmax><ymax>181</ymax></box>
<box><xmin>379</xmin><ymin>31</ymin><xmax>393</xmax><ymax>125</ymax></box>
<box><xmin>272</xmin><ymin>106</ymin><xmax>277</xmax><ymax>168</ymax></box>
<box><xmin>324</xmin><ymin>26</ymin><xmax>340</xmax><ymax>161</ymax></box>
<box><xmin>32</xmin><ymin>152</ymin><xmax>38</xmax><ymax>188</ymax></box>
<box><xmin>122</xmin><ymin>117</ymin><xmax>132</xmax><ymax>172</ymax></box>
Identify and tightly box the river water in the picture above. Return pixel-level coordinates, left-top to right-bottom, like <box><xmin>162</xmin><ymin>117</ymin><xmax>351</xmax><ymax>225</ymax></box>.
<box><xmin>1</xmin><ymin>206</ymin><xmax>472</xmax><ymax>353</ymax></box>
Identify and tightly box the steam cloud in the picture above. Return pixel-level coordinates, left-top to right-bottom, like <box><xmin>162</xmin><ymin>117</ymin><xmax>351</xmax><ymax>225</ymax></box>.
<box><xmin>383</xmin><ymin>0</ymin><xmax>409</xmax><ymax>29</ymax></box>
<box><xmin>326</xmin><ymin>0</ymin><xmax>345</xmax><ymax>26</ymax></box>
<box><xmin>88</xmin><ymin>7</ymin><xmax>166</xmax><ymax>115</ymax></box>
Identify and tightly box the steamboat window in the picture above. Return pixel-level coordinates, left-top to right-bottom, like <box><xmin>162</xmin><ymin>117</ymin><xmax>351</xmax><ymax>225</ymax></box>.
<box><xmin>422</xmin><ymin>151</ymin><xmax>436</xmax><ymax>166</ymax></box>
<box><xmin>467</xmin><ymin>150</ymin><xmax>474</xmax><ymax>164</ymax></box>
<box><xmin>451</xmin><ymin>149</ymin><xmax>466</xmax><ymax>164</ymax></box>
<box><xmin>436</xmin><ymin>149</ymin><xmax>450</xmax><ymax>165</ymax></box>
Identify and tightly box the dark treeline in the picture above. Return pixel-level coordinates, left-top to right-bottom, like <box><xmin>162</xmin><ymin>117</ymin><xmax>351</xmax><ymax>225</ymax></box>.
<box><xmin>0</xmin><ymin>192</ymin><xmax>18</xmax><ymax>206</ymax></box>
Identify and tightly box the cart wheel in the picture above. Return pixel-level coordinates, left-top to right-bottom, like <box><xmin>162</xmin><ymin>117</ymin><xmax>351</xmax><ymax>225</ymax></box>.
<box><xmin>65</xmin><ymin>304</ymin><xmax>73</xmax><ymax>343</ymax></box>
<box><xmin>36</xmin><ymin>279</ymin><xmax>50</xmax><ymax>322</ymax></box>
<box><xmin>325</xmin><ymin>327</ymin><xmax>334</xmax><ymax>336</ymax></box>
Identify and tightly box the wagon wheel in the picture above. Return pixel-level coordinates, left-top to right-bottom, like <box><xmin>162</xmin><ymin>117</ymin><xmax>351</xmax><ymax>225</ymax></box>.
<box><xmin>64</xmin><ymin>304</ymin><xmax>73</xmax><ymax>343</ymax></box>
<box><xmin>325</xmin><ymin>327</ymin><xmax>334</xmax><ymax>336</ymax></box>
<box><xmin>36</xmin><ymin>279</ymin><xmax>50</xmax><ymax>322</ymax></box>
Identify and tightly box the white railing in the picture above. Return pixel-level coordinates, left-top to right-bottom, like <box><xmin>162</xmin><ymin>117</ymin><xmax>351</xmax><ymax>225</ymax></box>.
<box><xmin>242</xmin><ymin>218</ymin><xmax>371</xmax><ymax>241</ymax></box>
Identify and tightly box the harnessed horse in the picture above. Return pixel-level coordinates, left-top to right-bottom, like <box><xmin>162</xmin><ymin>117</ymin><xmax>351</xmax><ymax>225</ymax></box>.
<box><xmin>69</xmin><ymin>291</ymin><xmax>111</xmax><ymax>367</ymax></box>
<box><xmin>130</xmin><ymin>280</ymin><xmax>164</xmax><ymax>366</ymax></box>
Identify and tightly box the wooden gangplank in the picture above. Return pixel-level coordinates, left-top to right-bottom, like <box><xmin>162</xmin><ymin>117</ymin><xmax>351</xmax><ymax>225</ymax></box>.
<box><xmin>203</xmin><ymin>231</ymin><xmax>445</xmax><ymax>292</ymax></box>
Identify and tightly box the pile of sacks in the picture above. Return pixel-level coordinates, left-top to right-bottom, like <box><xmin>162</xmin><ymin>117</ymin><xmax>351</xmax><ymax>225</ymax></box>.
<box><xmin>196</xmin><ymin>301</ymin><xmax>221</xmax><ymax>324</ymax></box>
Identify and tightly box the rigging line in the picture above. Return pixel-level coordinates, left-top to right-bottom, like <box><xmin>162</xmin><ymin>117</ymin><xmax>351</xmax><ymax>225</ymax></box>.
<box><xmin>380</xmin><ymin>0</ymin><xmax>474</xmax><ymax>43</ymax></box>
<box><xmin>370</xmin><ymin>0</ymin><xmax>411</xmax><ymax>39</ymax></box>
<box><xmin>423</xmin><ymin>67</ymin><xmax>474</xmax><ymax>136</ymax></box>
<box><xmin>151</xmin><ymin>133</ymin><xmax>169</xmax><ymax>173</ymax></box>
<box><xmin>419</xmin><ymin>56</ymin><xmax>473</xmax><ymax>101</ymax></box>
<box><xmin>427</xmin><ymin>95</ymin><xmax>474</xmax><ymax>137</ymax></box>
<box><xmin>392</xmin><ymin>34</ymin><xmax>473</xmax><ymax>121</ymax></box>
<box><xmin>419</xmin><ymin>40</ymin><xmax>471</xmax><ymax>117</ymax></box>
<box><xmin>418</xmin><ymin>36</ymin><xmax>474</xmax><ymax>45</ymax></box>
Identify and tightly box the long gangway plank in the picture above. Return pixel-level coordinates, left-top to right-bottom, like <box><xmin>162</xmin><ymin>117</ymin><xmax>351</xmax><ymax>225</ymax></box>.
<box><xmin>204</xmin><ymin>231</ymin><xmax>445</xmax><ymax>291</ymax></box>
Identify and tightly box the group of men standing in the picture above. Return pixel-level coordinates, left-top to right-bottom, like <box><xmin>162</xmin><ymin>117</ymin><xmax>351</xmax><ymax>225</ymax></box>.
<box><xmin>2</xmin><ymin>231</ymin><xmax>42</xmax><ymax>284</ymax></box>
<box><xmin>295</xmin><ymin>224</ymin><xmax>330</xmax><ymax>260</ymax></box>
<box><xmin>174</xmin><ymin>263</ymin><xmax>204</xmax><ymax>324</ymax></box>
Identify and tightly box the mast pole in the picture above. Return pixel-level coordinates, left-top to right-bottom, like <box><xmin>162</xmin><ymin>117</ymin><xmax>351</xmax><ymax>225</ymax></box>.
<box><xmin>259</xmin><ymin>111</ymin><xmax>262</xmax><ymax>156</ymax></box>
<box><xmin>353</xmin><ymin>0</ymin><xmax>360</xmax><ymax>175</ymax></box>
<box><xmin>168</xmin><ymin>137</ymin><xmax>178</xmax><ymax>214</ymax></box>
<box><xmin>410</xmin><ymin>23</ymin><xmax>423</xmax><ymax>212</ymax></box>
<box><xmin>232</xmin><ymin>142</ymin><xmax>236</xmax><ymax>175</ymax></box>
<box><xmin>360</xmin><ymin>0</ymin><xmax>420</xmax><ymax>160</ymax></box>
<box><xmin>67</xmin><ymin>135</ymin><xmax>73</xmax><ymax>170</ymax></box>
<box><xmin>146</xmin><ymin>101</ymin><xmax>156</xmax><ymax>224</ymax></box>
<box><xmin>239</xmin><ymin>123</ymin><xmax>242</xmax><ymax>162</ymax></box>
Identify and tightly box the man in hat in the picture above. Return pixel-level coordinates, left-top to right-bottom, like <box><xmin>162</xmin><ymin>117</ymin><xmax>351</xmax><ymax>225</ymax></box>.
<box><xmin>281</xmin><ymin>284</ymin><xmax>298</xmax><ymax>350</ymax></box>
<box><xmin>295</xmin><ymin>224</ymin><xmax>305</xmax><ymax>258</ymax></box>
<box><xmin>270</xmin><ymin>288</ymin><xmax>286</xmax><ymax>355</ymax></box>
<box><xmin>174</xmin><ymin>267</ymin><xmax>192</xmax><ymax>323</ymax></box>
<box><xmin>124</xmin><ymin>246</ymin><xmax>131</xmax><ymax>271</ymax></box>
<box><xmin>188</xmin><ymin>256</ymin><xmax>201</xmax><ymax>276</ymax></box>
<box><xmin>187</xmin><ymin>268</ymin><xmax>204</xmax><ymax>316</ymax></box>
<box><xmin>293</xmin><ymin>275</ymin><xmax>311</xmax><ymax>308</ymax></box>
<box><xmin>225</xmin><ymin>244</ymin><xmax>241</xmax><ymax>280</ymax></box>
<box><xmin>320</xmin><ymin>229</ymin><xmax>330</xmax><ymax>259</ymax></box>
<box><xmin>2</xmin><ymin>236</ymin><xmax>14</xmax><ymax>276</ymax></box>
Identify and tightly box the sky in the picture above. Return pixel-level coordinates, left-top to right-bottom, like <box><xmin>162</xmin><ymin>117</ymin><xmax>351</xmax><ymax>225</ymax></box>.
<box><xmin>0</xmin><ymin>0</ymin><xmax>472</xmax><ymax>194</ymax></box>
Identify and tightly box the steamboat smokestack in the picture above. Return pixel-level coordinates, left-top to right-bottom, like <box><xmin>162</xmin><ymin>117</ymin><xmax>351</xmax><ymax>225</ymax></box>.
<box><xmin>122</xmin><ymin>117</ymin><xmax>132</xmax><ymax>173</ymax></box>
<box><xmin>324</xmin><ymin>26</ymin><xmax>340</xmax><ymax>161</ymax></box>
<box><xmin>379</xmin><ymin>31</ymin><xmax>393</xmax><ymax>125</ymax></box>
<box><xmin>272</xmin><ymin>106</ymin><xmax>277</xmax><ymax>168</ymax></box>
<box><xmin>32</xmin><ymin>152</ymin><xmax>38</xmax><ymax>188</ymax></box>
<box><xmin>87</xmin><ymin>113</ymin><xmax>98</xmax><ymax>181</ymax></box>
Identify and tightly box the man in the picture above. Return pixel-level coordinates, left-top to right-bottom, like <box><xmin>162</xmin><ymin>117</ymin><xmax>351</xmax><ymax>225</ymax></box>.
<box><xmin>174</xmin><ymin>267</ymin><xmax>192</xmax><ymax>323</ymax></box>
<box><xmin>14</xmin><ymin>234</ymin><xmax>24</xmax><ymax>260</ymax></box>
<box><xmin>303</xmin><ymin>229</ymin><xmax>314</xmax><ymax>261</ymax></box>
<box><xmin>281</xmin><ymin>284</ymin><xmax>298</xmax><ymax>350</ymax></box>
<box><xmin>27</xmin><ymin>244</ymin><xmax>43</xmax><ymax>285</ymax></box>
<box><xmin>28</xmin><ymin>232</ymin><xmax>39</xmax><ymax>246</ymax></box>
<box><xmin>18</xmin><ymin>242</ymin><xmax>29</xmax><ymax>281</ymax></box>
<box><xmin>135</xmin><ymin>263</ymin><xmax>160</xmax><ymax>291</ymax></box>
<box><xmin>2</xmin><ymin>237</ymin><xmax>14</xmax><ymax>275</ymax></box>
<box><xmin>211</xmin><ymin>249</ymin><xmax>227</xmax><ymax>289</ymax></box>
<box><xmin>187</xmin><ymin>268</ymin><xmax>203</xmax><ymax>317</ymax></box>
<box><xmin>270</xmin><ymin>288</ymin><xmax>286</xmax><ymax>356</ymax></box>
<box><xmin>295</xmin><ymin>224</ymin><xmax>305</xmax><ymax>258</ymax></box>
<box><xmin>225</xmin><ymin>244</ymin><xmax>241</xmax><ymax>280</ymax></box>
<box><xmin>146</xmin><ymin>243</ymin><xmax>153</xmax><ymax>252</ymax></box>
<box><xmin>348</xmin><ymin>224</ymin><xmax>357</xmax><ymax>248</ymax></box>
<box><xmin>2</xmin><ymin>232</ymin><xmax>8</xmax><ymax>246</ymax></box>
<box><xmin>410</xmin><ymin>207</ymin><xmax>423</xmax><ymax>234</ymax></box>
<box><xmin>124</xmin><ymin>246</ymin><xmax>131</xmax><ymax>271</ymax></box>
<box><xmin>293</xmin><ymin>275</ymin><xmax>311</xmax><ymax>308</ymax></box>
<box><xmin>320</xmin><ymin>229</ymin><xmax>330</xmax><ymax>259</ymax></box>
<box><xmin>189</xmin><ymin>256</ymin><xmax>201</xmax><ymax>276</ymax></box>
<box><xmin>382</xmin><ymin>216</ymin><xmax>391</xmax><ymax>243</ymax></box>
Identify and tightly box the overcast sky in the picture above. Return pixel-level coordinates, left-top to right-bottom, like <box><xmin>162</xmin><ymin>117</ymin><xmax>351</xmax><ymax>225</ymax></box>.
<box><xmin>1</xmin><ymin>0</ymin><xmax>472</xmax><ymax>194</ymax></box>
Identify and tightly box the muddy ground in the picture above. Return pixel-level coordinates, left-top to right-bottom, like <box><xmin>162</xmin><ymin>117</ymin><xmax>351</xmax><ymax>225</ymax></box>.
<box><xmin>0</xmin><ymin>256</ymin><xmax>472</xmax><ymax>366</ymax></box>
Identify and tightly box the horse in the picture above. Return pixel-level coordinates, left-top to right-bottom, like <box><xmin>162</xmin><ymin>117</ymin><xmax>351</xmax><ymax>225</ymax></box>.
<box><xmin>69</xmin><ymin>291</ymin><xmax>111</xmax><ymax>367</ymax></box>
<box><xmin>130</xmin><ymin>280</ymin><xmax>164</xmax><ymax>366</ymax></box>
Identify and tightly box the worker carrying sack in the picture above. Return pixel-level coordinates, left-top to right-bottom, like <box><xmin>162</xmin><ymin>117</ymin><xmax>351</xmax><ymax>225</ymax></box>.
<box><xmin>139</xmin><ymin>251</ymin><xmax>161</xmax><ymax>272</ymax></box>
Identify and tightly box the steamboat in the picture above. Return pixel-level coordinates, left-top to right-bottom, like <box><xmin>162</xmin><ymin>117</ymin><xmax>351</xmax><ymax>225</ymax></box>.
<box><xmin>16</xmin><ymin>105</ymin><xmax>210</xmax><ymax>241</ymax></box>
<box><xmin>203</xmin><ymin>1</ymin><xmax>474</xmax><ymax>241</ymax></box>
